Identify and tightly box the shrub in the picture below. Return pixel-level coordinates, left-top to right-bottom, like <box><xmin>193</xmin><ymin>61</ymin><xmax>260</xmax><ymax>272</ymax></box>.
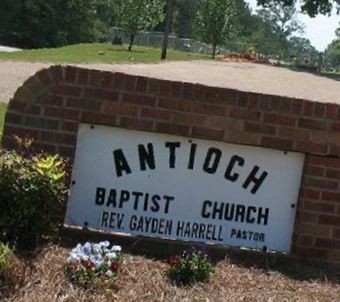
<box><xmin>0</xmin><ymin>242</ymin><xmax>24</xmax><ymax>295</ymax></box>
<box><xmin>167</xmin><ymin>246</ymin><xmax>215</xmax><ymax>286</ymax></box>
<box><xmin>0</xmin><ymin>138</ymin><xmax>68</xmax><ymax>250</ymax></box>
<box><xmin>65</xmin><ymin>241</ymin><xmax>122</xmax><ymax>287</ymax></box>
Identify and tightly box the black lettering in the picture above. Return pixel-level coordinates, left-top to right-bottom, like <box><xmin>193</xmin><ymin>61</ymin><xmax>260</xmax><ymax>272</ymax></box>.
<box><xmin>113</xmin><ymin>149</ymin><xmax>132</xmax><ymax>177</ymax></box>
<box><xmin>138</xmin><ymin>143</ymin><xmax>155</xmax><ymax>171</ymax></box>
<box><xmin>246</xmin><ymin>206</ymin><xmax>257</xmax><ymax>224</ymax></box>
<box><xmin>163</xmin><ymin>195</ymin><xmax>174</xmax><ymax>214</ymax></box>
<box><xmin>176</xmin><ymin>221</ymin><xmax>184</xmax><ymax>236</ymax></box>
<box><xmin>231</xmin><ymin>229</ymin><xmax>237</xmax><ymax>237</ymax></box>
<box><xmin>235</xmin><ymin>205</ymin><xmax>246</xmax><ymax>223</ymax></box>
<box><xmin>101</xmin><ymin>211</ymin><xmax>109</xmax><ymax>227</ymax></box>
<box><xmin>203</xmin><ymin>148</ymin><xmax>222</xmax><ymax>174</ymax></box>
<box><xmin>188</xmin><ymin>143</ymin><xmax>197</xmax><ymax>169</ymax></box>
<box><xmin>225</xmin><ymin>155</ymin><xmax>245</xmax><ymax>182</ymax></box>
<box><xmin>243</xmin><ymin>166</ymin><xmax>268</xmax><ymax>194</ymax></box>
<box><xmin>165</xmin><ymin>142</ymin><xmax>181</xmax><ymax>168</ymax></box>
<box><xmin>132</xmin><ymin>191</ymin><xmax>143</xmax><ymax>210</ymax></box>
<box><xmin>257</xmin><ymin>208</ymin><xmax>269</xmax><ymax>225</ymax></box>
<box><xmin>119</xmin><ymin>190</ymin><xmax>130</xmax><ymax>208</ymax></box>
<box><xmin>201</xmin><ymin>200</ymin><xmax>212</xmax><ymax>218</ymax></box>
<box><xmin>129</xmin><ymin>215</ymin><xmax>137</xmax><ymax>230</ymax></box>
<box><xmin>212</xmin><ymin>201</ymin><xmax>224</xmax><ymax>219</ymax></box>
<box><xmin>143</xmin><ymin>193</ymin><xmax>149</xmax><ymax>211</ymax></box>
<box><xmin>95</xmin><ymin>187</ymin><xmax>106</xmax><ymax>205</ymax></box>
<box><xmin>224</xmin><ymin>203</ymin><xmax>235</xmax><ymax>221</ymax></box>
<box><xmin>106</xmin><ymin>189</ymin><xmax>117</xmax><ymax>207</ymax></box>
<box><xmin>151</xmin><ymin>195</ymin><xmax>161</xmax><ymax>212</ymax></box>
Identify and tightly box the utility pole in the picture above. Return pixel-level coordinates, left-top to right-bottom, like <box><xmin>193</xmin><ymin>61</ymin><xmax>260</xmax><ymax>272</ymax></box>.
<box><xmin>161</xmin><ymin>0</ymin><xmax>175</xmax><ymax>60</ymax></box>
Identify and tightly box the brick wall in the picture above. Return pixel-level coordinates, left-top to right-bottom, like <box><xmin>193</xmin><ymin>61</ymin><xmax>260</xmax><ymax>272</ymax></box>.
<box><xmin>2</xmin><ymin>65</ymin><xmax>340</xmax><ymax>264</ymax></box>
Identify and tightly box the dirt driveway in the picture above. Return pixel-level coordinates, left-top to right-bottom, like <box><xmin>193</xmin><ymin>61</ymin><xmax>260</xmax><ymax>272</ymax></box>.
<box><xmin>0</xmin><ymin>60</ymin><xmax>339</xmax><ymax>104</ymax></box>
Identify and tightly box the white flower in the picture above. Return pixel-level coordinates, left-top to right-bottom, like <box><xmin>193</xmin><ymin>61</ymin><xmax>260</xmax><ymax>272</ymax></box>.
<box><xmin>107</xmin><ymin>252</ymin><xmax>117</xmax><ymax>259</ymax></box>
<box><xmin>67</xmin><ymin>253</ymin><xmax>80</xmax><ymax>264</ymax></box>
<box><xmin>100</xmin><ymin>241</ymin><xmax>110</xmax><ymax>248</ymax></box>
<box><xmin>105</xmin><ymin>270</ymin><xmax>114</xmax><ymax>277</ymax></box>
<box><xmin>111</xmin><ymin>245</ymin><xmax>122</xmax><ymax>252</ymax></box>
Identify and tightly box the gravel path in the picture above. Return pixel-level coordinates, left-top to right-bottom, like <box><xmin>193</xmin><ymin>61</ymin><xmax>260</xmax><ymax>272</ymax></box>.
<box><xmin>0</xmin><ymin>60</ymin><xmax>339</xmax><ymax>104</ymax></box>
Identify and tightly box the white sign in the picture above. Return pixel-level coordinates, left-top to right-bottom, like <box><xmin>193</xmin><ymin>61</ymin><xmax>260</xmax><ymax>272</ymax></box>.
<box><xmin>65</xmin><ymin>124</ymin><xmax>305</xmax><ymax>252</ymax></box>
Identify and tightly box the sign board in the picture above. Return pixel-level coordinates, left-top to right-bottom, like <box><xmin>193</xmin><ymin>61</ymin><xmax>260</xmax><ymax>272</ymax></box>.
<box><xmin>65</xmin><ymin>124</ymin><xmax>305</xmax><ymax>252</ymax></box>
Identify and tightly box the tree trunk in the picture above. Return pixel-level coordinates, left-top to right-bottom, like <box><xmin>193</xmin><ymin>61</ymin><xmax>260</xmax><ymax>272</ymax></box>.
<box><xmin>128</xmin><ymin>34</ymin><xmax>135</xmax><ymax>51</ymax></box>
<box><xmin>212</xmin><ymin>43</ymin><xmax>217</xmax><ymax>59</ymax></box>
<box><xmin>161</xmin><ymin>0</ymin><xmax>175</xmax><ymax>60</ymax></box>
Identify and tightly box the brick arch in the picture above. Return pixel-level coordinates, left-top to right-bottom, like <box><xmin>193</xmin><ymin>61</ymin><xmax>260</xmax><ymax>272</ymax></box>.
<box><xmin>2</xmin><ymin>65</ymin><xmax>340</xmax><ymax>264</ymax></box>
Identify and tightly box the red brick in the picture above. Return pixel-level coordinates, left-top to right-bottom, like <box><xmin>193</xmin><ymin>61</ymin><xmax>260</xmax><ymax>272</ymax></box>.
<box><xmin>4</xmin><ymin>125</ymin><xmax>40</xmax><ymax>140</ymax></box>
<box><xmin>313</xmin><ymin>103</ymin><xmax>325</xmax><ymax>118</ymax></box>
<box><xmin>293</xmin><ymin>247</ymin><xmax>327</xmax><ymax>259</ymax></box>
<box><xmin>304</xmin><ymin>177</ymin><xmax>337</xmax><ymax>190</ymax></box>
<box><xmin>192</xmin><ymin>126</ymin><xmax>224</xmax><ymax>140</ymax></box>
<box><xmin>65</xmin><ymin>66</ymin><xmax>78</xmax><ymax>83</ymax></box>
<box><xmin>61</xmin><ymin>121</ymin><xmax>79</xmax><ymax>133</ymax></box>
<box><xmin>303</xmin><ymin>201</ymin><xmax>335</xmax><ymax>213</ymax></box>
<box><xmin>298</xmin><ymin>118</ymin><xmax>327</xmax><ymax>131</ymax></box>
<box><xmin>25</xmin><ymin>77</ymin><xmax>44</xmax><ymax>96</ymax></box>
<box><xmin>156</xmin><ymin>122</ymin><xmax>190</xmax><ymax>136</ymax></box>
<box><xmin>58</xmin><ymin>146</ymin><xmax>75</xmax><ymax>158</ymax></box>
<box><xmin>321</xmin><ymin>191</ymin><xmax>340</xmax><ymax>202</ymax></box>
<box><xmin>112</xmin><ymin>73</ymin><xmax>126</xmax><ymax>90</ymax></box>
<box><xmin>124</xmin><ymin>75</ymin><xmax>136</xmax><ymax>91</ymax></box>
<box><xmin>102</xmin><ymin>102</ymin><xmax>138</xmax><ymax>116</ymax></box>
<box><xmin>39</xmin><ymin>95</ymin><xmax>63</xmax><ymax>107</ymax></box>
<box><xmin>300</xmin><ymin>188</ymin><xmax>320</xmax><ymax>200</ymax></box>
<box><xmin>147</xmin><ymin>78</ymin><xmax>160</xmax><ymax>95</ymax></box>
<box><xmin>141</xmin><ymin>107</ymin><xmax>171</xmax><ymax>120</ymax></box>
<box><xmin>136</xmin><ymin>77</ymin><xmax>148</xmax><ymax>93</ymax></box>
<box><xmin>304</xmin><ymin>165</ymin><xmax>324</xmax><ymax>177</ymax></box>
<box><xmin>263</xmin><ymin>113</ymin><xmax>296</xmax><ymax>126</ymax></box>
<box><xmin>229</xmin><ymin>108</ymin><xmax>261</xmax><ymax>121</ymax></box>
<box><xmin>65</xmin><ymin>98</ymin><xmax>101</xmax><ymax>111</ymax></box>
<box><xmin>296</xmin><ymin>235</ymin><xmax>314</xmax><ymax>246</ymax></box>
<box><xmin>41</xmin><ymin>131</ymin><xmax>76</xmax><ymax>145</ymax></box>
<box><xmin>318</xmin><ymin>214</ymin><xmax>340</xmax><ymax>225</ymax></box>
<box><xmin>172</xmin><ymin>112</ymin><xmax>207</xmax><ymax>126</ymax></box>
<box><xmin>77</xmin><ymin>68</ymin><xmax>89</xmax><ymax>85</ymax></box>
<box><xmin>182</xmin><ymin>83</ymin><xmax>194</xmax><ymax>100</ymax></box>
<box><xmin>325</xmin><ymin>169</ymin><xmax>340</xmax><ymax>179</ymax></box>
<box><xmin>88</xmin><ymin>70</ymin><xmax>104</xmax><ymax>87</ymax></box>
<box><xmin>315</xmin><ymin>238</ymin><xmax>340</xmax><ymax>249</ymax></box>
<box><xmin>244</xmin><ymin>122</ymin><xmax>276</xmax><ymax>135</ymax></box>
<box><xmin>279</xmin><ymin>127</ymin><xmax>310</xmax><ymax>140</ymax></box>
<box><xmin>261</xmin><ymin>136</ymin><xmax>293</xmax><ymax>150</ymax></box>
<box><xmin>295</xmin><ymin>141</ymin><xmax>328</xmax><ymax>154</ymax></box>
<box><xmin>326</xmin><ymin>103</ymin><xmax>338</xmax><ymax>119</ymax></box>
<box><xmin>291</xmin><ymin>99</ymin><xmax>303</xmax><ymax>115</ymax></box>
<box><xmin>49</xmin><ymin>65</ymin><xmax>63</xmax><ymax>82</ymax></box>
<box><xmin>100</xmin><ymin>72</ymin><xmax>114</xmax><ymax>89</ymax></box>
<box><xmin>123</xmin><ymin>94</ymin><xmax>157</xmax><ymax>107</ymax></box>
<box><xmin>80</xmin><ymin>112</ymin><xmax>117</xmax><ymax>126</ymax></box>
<box><xmin>56</xmin><ymin>85</ymin><xmax>82</xmax><ymax>97</ymax></box>
<box><xmin>159</xmin><ymin>98</ymin><xmax>191</xmax><ymax>111</ymax></box>
<box><xmin>25</xmin><ymin>116</ymin><xmax>59</xmax><ymax>130</ymax></box>
<box><xmin>303</xmin><ymin>101</ymin><xmax>314</xmax><ymax>116</ymax></box>
<box><xmin>170</xmin><ymin>82</ymin><xmax>183</xmax><ymax>98</ymax></box>
<box><xmin>120</xmin><ymin>117</ymin><xmax>153</xmax><ymax>131</ymax></box>
<box><xmin>192</xmin><ymin>103</ymin><xmax>226</xmax><ymax>116</ymax></box>
<box><xmin>333</xmin><ymin>228</ymin><xmax>340</xmax><ymax>239</ymax></box>
<box><xmin>330</xmin><ymin>123</ymin><xmax>340</xmax><ymax>131</ymax></box>
<box><xmin>297</xmin><ymin>211</ymin><xmax>318</xmax><ymax>223</ymax></box>
<box><xmin>4</xmin><ymin>112</ymin><xmax>22</xmax><ymax>125</ymax></box>
<box><xmin>307</xmin><ymin>155</ymin><xmax>340</xmax><ymax>168</ymax></box>
<box><xmin>219</xmin><ymin>89</ymin><xmax>238</xmax><ymax>106</ymax></box>
<box><xmin>36</xmin><ymin>69</ymin><xmax>53</xmax><ymax>86</ymax></box>
<box><xmin>85</xmin><ymin>88</ymin><xmax>119</xmax><ymax>102</ymax></box>
<box><xmin>192</xmin><ymin>84</ymin><xmax>206</xmax><ymax>102</ymax></box>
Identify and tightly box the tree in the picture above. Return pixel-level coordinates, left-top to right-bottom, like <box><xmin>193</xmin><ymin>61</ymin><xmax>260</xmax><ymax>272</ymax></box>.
<box><xmin>196</xmin><ymin>0</ymin><xmax>239</xmax><ymax>58</ymax></box>
<box><xmin>324</xmin><ymin>24</ymin><xmax>340</xmax><ymax>70</ymax></box>
<box><xmin>257</xmin><ymin>3</ymin><xmax>304</xmax><ymax>57</ymax></box>
<box><xmin>115</xmin><ymin>0</ymin><xmax>166</xmax><ymax>51</ymax></box>
<box><xmin>257</xmin><ymin>0</ymin><xmax>340</xmax><ymax>17</ymax></box>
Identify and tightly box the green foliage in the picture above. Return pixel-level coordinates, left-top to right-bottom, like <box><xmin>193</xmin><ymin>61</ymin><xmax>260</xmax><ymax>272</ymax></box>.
<box><xmin>0</xmin><ymin>242</ymin><xmax>11</xmax><ymax>272</ymax></box>
<box><xmin>167</xmin><ymin>247</ymin><xmax>215</xmax><ymax>286</ymax></box>
<box><xmin>115</xmin><ymin>0</ymin><xmax>166</xmax><ymax>50</ymax></box>
<box><xmin>257</xmin><ymin>0</ymin><xmax>338</xmax><ymax>17</ymax></box>
<box><xmin>324</xmin><ymin>39</ymin><xmax>340</xmax><ymax>70</ymax></box>
<box><xmin>0</xmin><ymin>141</ymin><xmax>68</xmax><ymax>250</ymax></box>
<box><xmin>0</xmin><ymin>0</ymin><xmax>116</xmax><ymax>48</ymax></box>
<box><xmin>196</xmin><ymin>0</ymin><xmax>239</xmax><ymax>58</ymax></box>
<box><xmin>0</xmin><ymin>103</ymin><xmax>6</xmax><ymax>137</ymax></box>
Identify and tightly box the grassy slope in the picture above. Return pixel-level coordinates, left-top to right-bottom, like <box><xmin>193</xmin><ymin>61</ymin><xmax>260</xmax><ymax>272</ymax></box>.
<box><xmin>0</xmin><ymin>43</ymin><xmax>208</xmax><ymax>64</ymax></box>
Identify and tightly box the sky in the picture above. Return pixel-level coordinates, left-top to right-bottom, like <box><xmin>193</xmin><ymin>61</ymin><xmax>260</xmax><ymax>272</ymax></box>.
<box><xmin>245</xmin><ymin>0</ymin><xmax>339</xmax><ymax>51</ymax></box>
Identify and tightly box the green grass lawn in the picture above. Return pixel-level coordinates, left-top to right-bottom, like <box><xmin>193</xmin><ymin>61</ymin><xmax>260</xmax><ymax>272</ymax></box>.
<box><xmin>0</xmin><ymin>43</ymin><xmax>208</xmax><ymax>64</ymax></box>
<box><xmin>0</xmin><ymin>103</ymin><xmax>6</xmax><ymax>133</ymax></box>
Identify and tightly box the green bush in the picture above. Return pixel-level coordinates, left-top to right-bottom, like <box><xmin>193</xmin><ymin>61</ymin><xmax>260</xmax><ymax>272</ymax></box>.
<box><xmin>167</xmin><ymin>247</ymin><xmax>215</xmax><ymax>286</ymax></box>
<box><xmin>0</xmin><ymin>138</ymin><xmax>68</xmax><ymax>250</ymax></box>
